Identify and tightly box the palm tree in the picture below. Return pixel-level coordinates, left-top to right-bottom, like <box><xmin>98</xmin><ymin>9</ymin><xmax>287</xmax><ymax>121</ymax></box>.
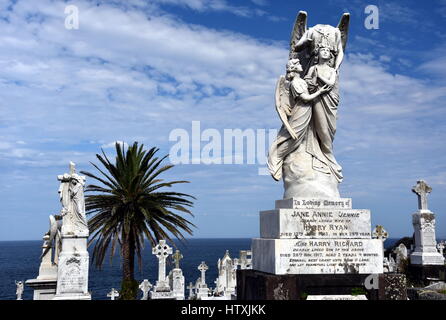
<box><xmin>80</xmin><ymin>142</ymin><xmax>195</xmax><ymax>300</ymax></box>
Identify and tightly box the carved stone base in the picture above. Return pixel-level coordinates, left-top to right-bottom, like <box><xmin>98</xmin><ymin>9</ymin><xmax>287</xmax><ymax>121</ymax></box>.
<box><xmin>237</xmin><ymin>270</ymin><xmax>406</xmax><ymax>300</ymax></box>
<box><xmin>282</xmin><ymin>143</ymin><xmax>339</xmax><ymax>199</ymax></box>
<box><xmin>236</xmin><ymin>269</ymin><xmax>380</xmax><ymax>300</ymax></box>
<box><xmin>25</xmin><ymin>279</ymin><xmax>57</xmax><ymax>300</ymax></box>
<box><xmin>53</xmin><ymin>236</ymin><xmax>91</xmax><ymax>300</ymax></box>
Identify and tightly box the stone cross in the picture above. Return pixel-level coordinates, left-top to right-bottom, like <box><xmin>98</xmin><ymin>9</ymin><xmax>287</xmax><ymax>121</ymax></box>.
<box><xmin>372</xmin><ymin>225</ymin><xmax>388</xmax><ymax>241</ymax></box>
<box><xmin>107</xmin><ymin>288</ymin><xmax>119</xmax><ymax>300</ymax></box>
<box><xmin>69</xmin><ymin>161</ymin><xmax>76</xmax><ymax>174</ymax></box>
<box><xmin>437</xmin><ymin>241</ymin><xmax>445</xmax><ymax>256</ymax></box>
<box><xmin>372</xmin><ymin>225</ymin><xmax>388</xmax><ymax>257</ymax></box>
<box><xmin>187</xmin><ymin>282</ymin><xmax>194</xmax><ymax>298</ymax></box>
<box><xmin>412</xmin><ymin>180</ymin><xmax>432</xmax><ymax>211</ymax></box>
<box><xmin>172</xmin><ymin>249</ymin><xmax>183</xmax><ymax>269</ymax></box>
<box><xmin>152</xmin><ymin>240</ymin><xmax>173</xmax><ymax>284</ymax></box>
<box><xmin>139</xmin><ymin>279</ymin><xmax>152</xmax><ymax>300</ymax></box>
<box><xmin>198</xmin><ymin>261</ymin><xmax>208</xmax><ymax>286</ymax></box>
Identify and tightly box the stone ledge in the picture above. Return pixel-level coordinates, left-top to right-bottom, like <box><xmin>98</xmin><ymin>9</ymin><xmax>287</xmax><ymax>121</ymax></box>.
<box><xmin>275</xmin><ymin>198</ymin><xmax>352</xmax><ymax>210</ymax></box>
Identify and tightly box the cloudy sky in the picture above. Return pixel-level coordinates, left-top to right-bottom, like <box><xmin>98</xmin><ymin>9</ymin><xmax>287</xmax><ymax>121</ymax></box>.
<box><xmin>0</xmin><ymin>0</ymin><xmax>445</xmax><ymax>240</ymax></box>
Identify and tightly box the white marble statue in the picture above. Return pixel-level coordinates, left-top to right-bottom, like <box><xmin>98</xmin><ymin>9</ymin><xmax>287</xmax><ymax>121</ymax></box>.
<box><xmin>58</xmin><ymin>162</ymin><xmax>88</xmax><ymax>237</ymax></box>
<box><xmin>53</xmin><ymin>162</ymin><xmax>91</xmax><ymax>300</ymax></box>
<box><xmin>267</xmin><ymin>11</ymin><xmax>350</xmax><ymax>199</ymax></box>
<box><xmin>15</xmin><ymin>281</ymin><xmax>24</xmax><ymax>300</ymax></box>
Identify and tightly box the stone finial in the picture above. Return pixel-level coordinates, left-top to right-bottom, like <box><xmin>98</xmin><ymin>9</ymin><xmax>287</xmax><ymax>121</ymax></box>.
<box><xmin>172</xmin><ymin>250</ymin><xmax>183</xmax><ymax>269</ymax></box>
<box><xmin>69</xmin><ymin>161</ymin><xmax>76</xmax><ymax>174</ymax></box>
<box><xmin>412</xmin><ymin>180</ymin><xmax>432</xmax><ymax>211</ymax></box>
<box><xmin>372</xmin><ymin>225</ymin><xmax>388</xmax><ymax>241</ymax></box>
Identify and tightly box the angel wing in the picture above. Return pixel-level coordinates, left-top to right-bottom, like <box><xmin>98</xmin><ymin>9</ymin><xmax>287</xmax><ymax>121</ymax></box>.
<box><xmin>40</xmin><ymin>215</ymin><xmax>58</xmax><ymax>259</ymax></box>
<box><xmin>289</xmin><ymin>11</ymin><xmax>307</xmax><ymax>57</ymax></box>
<box><xmin>337</xmin><ymin>13</ymin><xmax>350</xmax><ymax>51</ymax></box>
<box><xmin>275</xmin><ymin>76</ymin><xmax>296</xmax><ymax>140</ymax></box>
<box><xmin>289</xmin><ymin>11</ymin><xmax>314</xmax><ymax>78</ymax></box>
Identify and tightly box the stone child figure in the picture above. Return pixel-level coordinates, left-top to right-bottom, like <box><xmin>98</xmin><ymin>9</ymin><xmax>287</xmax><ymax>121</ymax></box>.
<box><xmin>268</xmin><ymin>58</ymin><xmax>332</xmax><ymax>180</ymax></box>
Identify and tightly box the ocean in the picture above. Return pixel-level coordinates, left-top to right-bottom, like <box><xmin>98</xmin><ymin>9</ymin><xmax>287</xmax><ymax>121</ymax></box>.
<box><xmin>0</xmin><ymin>238</ymin><xmax>401</xmax><ymax>300</ymax></box>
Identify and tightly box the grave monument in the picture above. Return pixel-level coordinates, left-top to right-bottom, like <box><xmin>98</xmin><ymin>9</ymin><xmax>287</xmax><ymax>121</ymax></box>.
<box><xmin>150</xmin><ymin>240</ymin><xmax>174</xmax><ymax>299</ymax></box>
<box><xmin>238</xmin><ymin>11</ymin><xmax>386</xmax><ymax>300</ymax></box>
<box><xmin>407</xmin><ymin>180</ymin><xmax>445</xmax><ymax>284</ymax></box>
<box><xmin>168</xmin><ymin>250</ymin><xmax>185</xmax><ymax>300</ymax></box>
<box><xmin>53</xmin><ymin>162</ymin><xmax>91</xmax><ymax>300</ymax></box>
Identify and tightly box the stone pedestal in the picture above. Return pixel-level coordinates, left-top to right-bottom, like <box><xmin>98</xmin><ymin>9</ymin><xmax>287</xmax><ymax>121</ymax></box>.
<box><xmin>196</xmin><ymin>286</ymin><xmax>210</xmax><ymax>300</ymax></box>
<box><xmin>53</xmin><ymin>236</ymin><xmax>91</xmax><ymax>300</ymax></box>
<box><xmin>150</xmin><ymin>277</ymin><xmax>174</xmax><ymax>300</ymax></box>
<box><xmin>237</xmin><ymin>270</ymin><xmax>407</xmax><ymax>300</ymax></box>
<box><xmin>410</xmin><ymin>211</ymin><xmax>445</xmax><ymax>266</ymax></box>
<box><xmin>25</xmin><ymin>279</ymin><xmax>57</xmax><ymax>300</ymax></box>
<box><xmin>252</xmin><ymin>198</ymin><xmax>383</xmax><ymax>276</ymax></box>
<box><xmin>150</xmin><ymin>289</ymin><xmax>175</xmax><ymax>300</ymax></box>
<box><xmin>169</xmin><ymin>268</ymin><xmax>185</xmax><ymax>300</ymax></box>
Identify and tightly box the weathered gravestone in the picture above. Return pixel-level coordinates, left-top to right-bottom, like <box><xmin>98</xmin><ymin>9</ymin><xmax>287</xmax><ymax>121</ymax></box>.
<box><xmin>407</xmin><ymin>180</ymin><xmax>445</xmax><ymax>284</ymax></box>
<box><xmin>150</xmin><ymin>240</ymin><xmax>174</xmax><ymax>299</ymax></box>
<box><xmin>168</xmin><ymin>250</ymin><xmax>185</xmax><ymax>300</ymax></box>
<box><xmin>196</xmin><ymin>261</ymin><xmax>210</xmax><ymax>300</ymax></box>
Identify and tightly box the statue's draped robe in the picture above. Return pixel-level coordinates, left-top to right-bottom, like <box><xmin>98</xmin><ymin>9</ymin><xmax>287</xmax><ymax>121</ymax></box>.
<box><xmin>69</xmin><ymin>181</ymin><xmax>88</xmax><ymax>232</ymax></box>
<box><xmin>305</xmin><ymin>65</ymin><xmax>342</xmax><ymax>182</ymax></box>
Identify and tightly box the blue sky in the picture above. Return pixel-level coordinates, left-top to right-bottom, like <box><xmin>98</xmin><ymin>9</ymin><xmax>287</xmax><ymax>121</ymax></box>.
<box><xmin>0</xmin><ymin>0</ymin><xmax>445</xmax><ymax>240</ymax></box>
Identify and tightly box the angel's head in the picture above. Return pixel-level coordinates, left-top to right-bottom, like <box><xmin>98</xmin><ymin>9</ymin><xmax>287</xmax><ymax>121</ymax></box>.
<box><xmin>286</xmin><ymin>58</ymin><xmax>303</xmax><ymax>79</ymax></box>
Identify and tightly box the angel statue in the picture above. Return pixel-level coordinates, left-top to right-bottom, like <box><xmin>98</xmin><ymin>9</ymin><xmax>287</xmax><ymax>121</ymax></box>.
<box><xmin>58</xmin><ymin>162</ymin><xmax>89</xmax><ymax>236</ymax></box>
<box><xmin>15</xmin><ymin>280</ymin><xmax>24</xmax><ymax>300</ymax></box>
<box><xmin>267</xmin><ymin>11</ymin><xmax>349</xmax><ymax>199</ymax></box>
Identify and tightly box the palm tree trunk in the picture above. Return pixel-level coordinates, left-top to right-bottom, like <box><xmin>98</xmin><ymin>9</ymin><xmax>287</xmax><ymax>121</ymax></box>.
<box><xmin>120</xmin><ymin>230</ymin><xmax>138</xmax><ymax>299</ymax></box>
